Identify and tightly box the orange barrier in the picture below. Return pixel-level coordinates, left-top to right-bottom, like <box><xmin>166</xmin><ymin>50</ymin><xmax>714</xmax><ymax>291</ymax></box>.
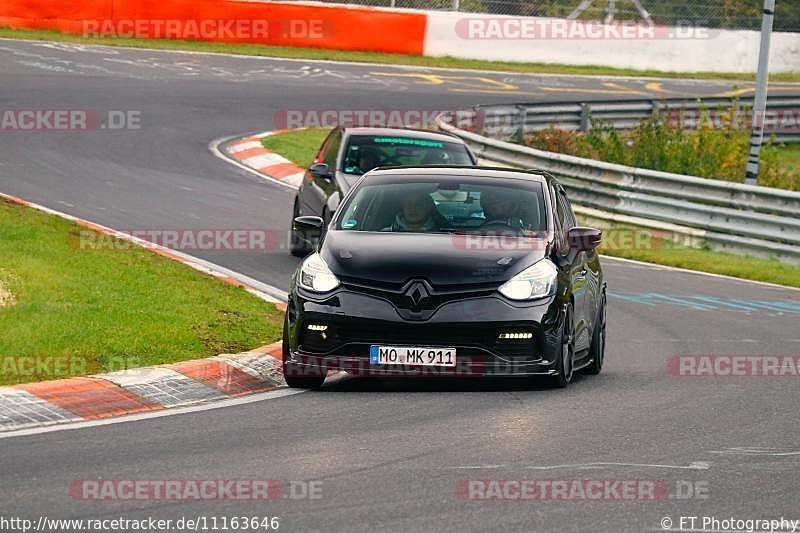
<box><xmin>0</xmin><ymin>0</ymin><xmax>427</xmax><ymax>55</ymax></box>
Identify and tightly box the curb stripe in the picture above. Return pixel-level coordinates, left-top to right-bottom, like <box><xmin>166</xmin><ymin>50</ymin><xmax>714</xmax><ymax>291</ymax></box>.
<box><xmin>228</xmin><ymin>141</ymin><xmax>265</xmax><ymax>153</ymax></box>
<box><xmin>242</xmin><ymin>152</ymin><xmax>289</xmax><ymax>169</ymax></box>
<box><xmin>222</xmin><ymin>133</ymin><xmax>306</xmax><ymax>188</ymax></box>
<box><xmin>1</xmin><ymin>341</ymin><xmax>285</xmax><ymax>433</ymax></box>
<box><xmin>262</xmin><ymin>162</ymin><xmax>304</xmax><ymax>179</ymax></box>
<box><xmin>168</xmin><ymin>359</ymin><xmax>277</xmax><ymax>397</ymax></box>
<box><xmin>102</xmin><ymin>368</ymin><xmax>226</xmax><ymax>408</ymax></box>
<box><xmin>16</xmin><ymin>378</ymin><xmax>163</xmax><ymax>420</ymax></box>
<box><xmin>0</xmin><ymin>388</ymin><xmax>80</xmax><ymax>430</ymax></box>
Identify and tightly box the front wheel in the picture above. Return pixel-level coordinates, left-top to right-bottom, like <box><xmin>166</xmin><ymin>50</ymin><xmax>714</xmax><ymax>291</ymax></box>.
<box><xmin>550</xmin><ymin>306</ymin><xmax>575</xmax><ymax>388</ymax></box>
<box><xmin>283</xmin><ymin>370</ymin><xmax>326</xmax><ymax>389</ymax></box>
<box><xmin>282</xmin><ymin>316</ymin><xmax>325</xmax><ymax>388</ymax></box>
<box><xmin>581</xmin><ymin>295</ymin><xmax>606</xmax><ymax>376</ymax></box>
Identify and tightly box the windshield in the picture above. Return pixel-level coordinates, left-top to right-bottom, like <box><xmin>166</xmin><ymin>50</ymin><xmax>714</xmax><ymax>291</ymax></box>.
<box><xmin>335</xmin><ymin>177</ymin><xmax>547</xmax><ymax>234</ymax></box>
<box><xmin>342</xmin><ymin>135</ymin><xmax>473</xmax><ymax>175</ymax></box>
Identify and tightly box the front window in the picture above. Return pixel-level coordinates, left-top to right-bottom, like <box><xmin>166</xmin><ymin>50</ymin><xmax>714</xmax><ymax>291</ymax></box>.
<box><xmin>342</xmin><ymin>135</ymin><xmax>473</xmax><ymax>175</ymax></box>
<box><xmin>335</xmin><ymin>178</ymin><xmax>547</xmax><ymax>234</ymax></box>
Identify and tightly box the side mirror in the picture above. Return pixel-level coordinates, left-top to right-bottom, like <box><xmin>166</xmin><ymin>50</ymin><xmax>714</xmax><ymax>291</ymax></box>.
<box><xmin>309</xmin><ymin>163</ymin><xmax>332</xmax><ymax>179</ymax></box>
<box><xmin>293</xmin><ymin>216</ymin><xmax>325</xmax><ymax>232</ymax></box>
<box><xmin>567</xmin><ymin>227</ymin><xmax>602</xmax><ymax>252</ymax></box>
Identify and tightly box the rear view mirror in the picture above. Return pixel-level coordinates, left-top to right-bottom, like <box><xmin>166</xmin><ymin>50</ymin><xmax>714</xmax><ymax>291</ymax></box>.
<box><xmin>309</xmin><ymin>163</ymin><xmax>332</xmax><ymax>179</ymax></box>
<box><xmin>567</xmin><ymin>227</ymin><xmax>602</xmax><ymax>252</ymax></box>
<box><xmin>293</xmin><ymin>216</ymin><xmax>325</xmax><ymax>231</ymax></box>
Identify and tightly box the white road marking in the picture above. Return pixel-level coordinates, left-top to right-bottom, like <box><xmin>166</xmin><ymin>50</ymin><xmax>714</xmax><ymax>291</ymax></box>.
<box><xmin>601</xmin><ymin>255</ymin><xmax>800</xmax><ymax>292</ymax></box>
<box><xmin>710</xmin><ymin>447</ymin><xmax>800</xmax><ymax>456</ymax></box>
<box><xmin>449</xmin><ymin>461</ymin><xmax>711</xmax><ymax>470</ymax></box>
<box><xmin>4</xmin><ymin>37</ymin><xmax>778</xmax><ymax>84</ymax></box>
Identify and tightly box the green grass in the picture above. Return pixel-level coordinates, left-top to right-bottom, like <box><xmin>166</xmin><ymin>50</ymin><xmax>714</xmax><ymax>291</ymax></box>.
<box><xmin>2</xmin><ymin>26</ymin><xmax>799</xmax><ymax>82</ymax></box>
<box><xmin>262</xmin><ymin>127</ymin><xmax>800</xmax><ymax>288</ymax></box>
<box><xmin>523</xmin><ymin>108</ymin><xmax>800</xmax><ymax>191</ymax></box>
<box><xmin>261</xmin><ymin>128</ymin><xmax>328</xmax><ymax>168</ymax></box>
<box><xmin>0</xmin><ymin>199</ymin><xmax>283</xmax><ymax>386</ymax></box>
<box><xmin>773</xmin><ymin>144</ymin><xmax>800</xmax><ymax>176</ymax></box>
<box><xmin>591</xmin><ymin>224</ymin><xmax>800</xmax><ymax>288</ymax></box>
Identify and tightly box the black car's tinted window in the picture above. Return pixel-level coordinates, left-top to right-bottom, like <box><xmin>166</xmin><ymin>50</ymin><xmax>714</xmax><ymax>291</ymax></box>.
<box><xmin>336</xmin><ymin>178</ymin><xmax>546</xmax><ymax>234</ymax></box>
<box><xmin>556</xmin><ymin>189</ymin><xmax>577</xmax><ymax>230</ymax></box>
<box><xmin>342</xmin><ymin>135</ymin><xmax>473</xmax><ymax>175</ymax></box>
<box><xmin>322</xmin><ymin>129</ymin><xmax>342</xmax><ymax>169</ymax></box>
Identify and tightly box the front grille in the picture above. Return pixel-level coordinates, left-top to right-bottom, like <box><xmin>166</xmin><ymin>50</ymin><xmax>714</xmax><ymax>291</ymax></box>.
<box><xmin>298</xmin><ymin>317</ymin><xmax>541</xmax><ymax>362</ymax></box>
<box><xmin>339</xmin><ymin>276</ymin><xmax>499</xmax><ymax>319</ymax></box>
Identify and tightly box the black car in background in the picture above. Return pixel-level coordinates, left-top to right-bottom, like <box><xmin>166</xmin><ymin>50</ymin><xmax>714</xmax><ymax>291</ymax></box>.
<box><xmin>284</xmin><ymin>166</ymin><xmax>607</xmax><ymax>389</ymax></box>
<box><xmin>290</xmin><ymin>127</ymin><xmax>476</xmax><ymax>255</ymax></box>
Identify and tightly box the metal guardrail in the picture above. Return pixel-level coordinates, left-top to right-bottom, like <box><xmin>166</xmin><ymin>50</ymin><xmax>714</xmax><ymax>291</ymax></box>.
<box><xmin>477</xmin><ymin>97</ymin><xmax>800</xmax><ymax>143</ymax></box>
<box><xmin>437</xmin><ymin>105</ymin><xmax>800</xmax><ymax>264</ymax></box>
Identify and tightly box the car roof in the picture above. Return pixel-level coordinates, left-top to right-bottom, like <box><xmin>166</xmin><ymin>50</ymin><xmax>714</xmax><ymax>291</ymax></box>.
<box><xmin>341</xmin><ymin>127</ymin><xmax>466</xmax><ymax>144</ymax></box>
<box><xmin>364</xmin><ymin>165</ymin><xmax>552</xmax><ymax>184</ymax></box>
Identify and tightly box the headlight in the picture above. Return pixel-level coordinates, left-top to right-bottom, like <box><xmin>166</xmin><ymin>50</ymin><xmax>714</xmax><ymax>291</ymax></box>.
<box><xmin>299</xmin><ymin>252</ymin><xmax>340</xmax><ymax>293</ymax></box>
<box><xmin>498</xmin><ymin>259</ymin><xmax>557</xmax><ymax>301</ymax></box>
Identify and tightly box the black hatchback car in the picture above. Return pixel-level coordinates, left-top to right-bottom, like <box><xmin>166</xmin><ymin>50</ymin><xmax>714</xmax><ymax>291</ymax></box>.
<box><xmin>290</xmin><ymin>127</ymin><xmax>476</xmax><ymax>255</ymax></box>
<box><xmin>284</xmin><ymin>166</ymin><xmax>606</xmax><ymax>388</ymax></box>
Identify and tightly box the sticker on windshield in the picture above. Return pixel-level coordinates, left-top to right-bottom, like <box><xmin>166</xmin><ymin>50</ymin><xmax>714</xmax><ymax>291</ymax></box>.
<box><xmin>373</xmin><ymin>137</ymin><xmax>444</xmax><ymax>148</ymax></box>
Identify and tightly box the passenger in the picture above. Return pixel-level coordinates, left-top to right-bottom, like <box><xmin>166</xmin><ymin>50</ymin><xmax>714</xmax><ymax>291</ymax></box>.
<box><xmin>357</xmin><ymin>147</ymin><xmax>382</xmax><ymax>173</ymax></box>
<box><xmin>480</xmin><ymin>188</ymin><xmax>524</xmax><ymax>229</ymax></box>
<box><xmin>386</xmin><ymin>191</ymin><xmax>445</xmax><ymax>232</ymax></box>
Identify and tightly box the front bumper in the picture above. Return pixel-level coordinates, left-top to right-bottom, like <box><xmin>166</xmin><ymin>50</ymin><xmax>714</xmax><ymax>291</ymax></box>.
<box><xmin>285</xmin><ymin>287</ymin><xmax>565</xmax><ymax>378</ymax></box>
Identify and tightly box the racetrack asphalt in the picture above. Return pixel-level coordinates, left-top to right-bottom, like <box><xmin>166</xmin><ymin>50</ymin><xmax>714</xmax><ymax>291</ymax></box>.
<box><xmin>1</xmin><ymin>39</ymin><xmax>800</xmax><ymax>532</ymax></box>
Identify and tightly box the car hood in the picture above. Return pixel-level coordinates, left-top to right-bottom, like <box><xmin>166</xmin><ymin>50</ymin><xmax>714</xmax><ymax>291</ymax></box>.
<box><xmin>321</xmin><ymin>230</ymin><xmax>550</xmax><ymax>286</ymax></box>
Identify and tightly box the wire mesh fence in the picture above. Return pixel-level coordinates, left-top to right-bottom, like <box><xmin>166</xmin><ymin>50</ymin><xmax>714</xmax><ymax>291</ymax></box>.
<box><xmin>284</xmin><ymin>0</ymin><xmax>799</xmax><ymax>32</ymax></box>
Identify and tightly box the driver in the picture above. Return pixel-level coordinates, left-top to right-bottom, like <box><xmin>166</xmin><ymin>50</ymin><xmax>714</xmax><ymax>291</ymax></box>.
<box><xmin>480</xmin><ymin>188</ymin><xmax>524</xmax><ymax>229</ymax></box>
<box><xmin>357</xmin><ymin>147</ymin><xmax>382</xmax><ymax>173</ymax></box>
<box><xmin>386</xmin><ymin>191</ymin><xmax>445</xmax><ymax>232</ymax></box>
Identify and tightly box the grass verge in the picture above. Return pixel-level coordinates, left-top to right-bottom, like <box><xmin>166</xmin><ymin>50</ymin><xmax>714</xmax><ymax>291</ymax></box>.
<box><xmin>2</xmin><ymin>27</ymin><xmax>799</xmax><ymax>82</ymax></box>
<box><xmin>0</xmin><ymin>198</ymin><xmax>283</xmax><ymax>386</ymax></box>
<box><xmin>774</xmin><ymin>144</ymin><xmax>800</xmax><ymax>178</ymax></box>
<box><xmin>262</xmin><ymin>128</ymin><xmax>328</xmax><ymax>168</ymax></box>
<box><xmin>588</xmin><ymin>223</ymin><xmax>800</xmax><ymax>288</ymax></box>
<box><xmin>262</xmin><ymin>127</ymin><xmax>800</xmax><ymax>288</ymax></box>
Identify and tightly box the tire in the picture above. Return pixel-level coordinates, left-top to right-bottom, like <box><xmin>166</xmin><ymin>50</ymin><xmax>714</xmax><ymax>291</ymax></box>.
<box><xmin>283</xmin><ymin>370</ymin><xmax>326</xmax><ymax>389</ymax></box>
<box><xmin>289</xmin><ymin>197</ymin><xmax>311</xmax><ymax>257</ymax></box>
<box><xmin>581</xmin><ymin>294</ymin><xmax>606</xmax><ymax>376</ymax></box>
<box><xmin>281</xmin><ymin>315</ymin><xmax>325</xmax><ymax>389</ymax></box>
<box><xmin>550</xmin><ymin>305</ymin><xmax>575</xmax><ymax>388</ymax></box>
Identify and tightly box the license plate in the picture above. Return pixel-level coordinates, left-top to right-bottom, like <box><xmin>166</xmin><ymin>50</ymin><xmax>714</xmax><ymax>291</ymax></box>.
<box><xmin>370</xmin><ymin>345</ymin><xmax>456</xmax><ymax>367</ymax></box>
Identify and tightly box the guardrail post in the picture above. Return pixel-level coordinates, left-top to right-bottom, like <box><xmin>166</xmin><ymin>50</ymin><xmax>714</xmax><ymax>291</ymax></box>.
<box><xmin>580</xmin><ymin>103</ymin><xmax>592</xmax><ymax>132</ymax></box>
<box><xmin>512</xmin><ymin>106</ymin><xmax>527</xmax><ymax>143</ymax></box>
<box><xmin>651</xmin><ymin>101</ymin><xmax>662</xmax><ymax>125</ymax></box>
